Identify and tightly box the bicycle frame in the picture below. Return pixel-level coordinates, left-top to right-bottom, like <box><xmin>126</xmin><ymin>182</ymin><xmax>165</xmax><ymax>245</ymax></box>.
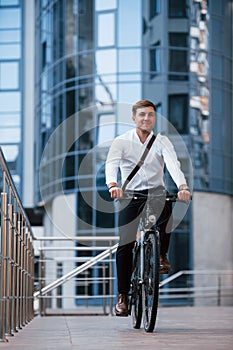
<box><xmin>128</xmin><ymin>191</ymin><xmax>178</xmax><ymax>332</ymax></box>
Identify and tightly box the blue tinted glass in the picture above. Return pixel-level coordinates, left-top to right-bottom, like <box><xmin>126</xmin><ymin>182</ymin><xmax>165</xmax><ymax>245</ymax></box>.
<box><xmin>118</xmin><ymin>0</ymin><xmax>141</xmax><ymax>47</ymax></box>
<box><xmin>0</xmin><ymin>62</ymin><xmax>19</xmax><ymax>89</ymax></box>
<box><xmin>0</xmin><ymin>9</ymin><xmax>21</xmax><ymax>29</ymax></box>
<box><xmin>96</xmin><ymin>49</ymin><xmax>116</xmax><ymax>74</ymax></box>
<box><xmin>1</xmin><ymin>145</ymin><xmax>19</xmax><ymax>162</ymax></box>
<box><xmin>0</xmin><ymin>113</ymin><xmax>20</xmax><ymax>125</ymax></box>
<box><xmin>0</xmin><ymin>0</ymin><xmax>19</xmax><ymax>5</ymax></box>
<box><xmin>0</xmin><ymin>29</ymin><xmax>20</xmax><ymax>42</ymax></box>
<box><xmin>96</xmin><ymin>0</ymin><xmax>116</xmax><ymax>10</ymax></box>
<box><xmin>98</xmin><ymin>13</ymin><xmax>115</xmax><ymax>47</ymax></box>
<box><xmin>0</xmin><ymin>44</ymin><xmax>21</xmax><ymax>59</ymax></box>
<box><xmin>0</xmin><ymin>127</ymin><xmax>21</xmax><ymax>142</ymax></box>
<box><xmin>0</xmin><ymin>91</ymin><xmax>21</xmax><ymax>112</ymax></box>
<box><xmin>119</xmin><ymin>49</ymin><xmax>141</xmax><ymax>72</ymax></box>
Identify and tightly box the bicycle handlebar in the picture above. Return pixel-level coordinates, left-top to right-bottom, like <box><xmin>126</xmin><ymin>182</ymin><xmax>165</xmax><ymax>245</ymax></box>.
<box><xmin>120</xmin><ymin>191</ymin><xmax>191</xmax><ymax>203</ymax></box>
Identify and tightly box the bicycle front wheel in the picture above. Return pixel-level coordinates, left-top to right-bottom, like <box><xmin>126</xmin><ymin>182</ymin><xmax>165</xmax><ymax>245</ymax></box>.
<box><xmin>142</xmin><ymin>231</ymin><xmax>160</xmax><ymax>332</ymax></box>
<box><xmin>130</xmin><ymin>244</ymin><xmax>142</xmax><ymax>329</ymax></box>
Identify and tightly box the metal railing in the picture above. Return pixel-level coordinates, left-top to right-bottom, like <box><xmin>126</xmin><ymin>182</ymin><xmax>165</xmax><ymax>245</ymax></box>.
<box><xmin>33</xmin><ymin>233</ymin><xmax>233</xmax><ymax>316</ymax></box>
<box><xmin>33</xmin><ymin>236</ymin><xmax>119</xmax><ymax>316</ymax></box>
<box><xmin>0</xmin><ymin>148</ymin><xmax>35</xmax><ymax>343</ymax></box>
<box><xmin>160</xmin><ymin>270</ymin><xmax>233</xmax><ymax>306</ymax></box>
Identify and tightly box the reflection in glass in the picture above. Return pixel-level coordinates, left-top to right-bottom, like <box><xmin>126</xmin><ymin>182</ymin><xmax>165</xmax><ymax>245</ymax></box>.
<box><xmin>95</xmin><ymin>81</ymin><xmax>116</xmax><ymax>104</ymax></box>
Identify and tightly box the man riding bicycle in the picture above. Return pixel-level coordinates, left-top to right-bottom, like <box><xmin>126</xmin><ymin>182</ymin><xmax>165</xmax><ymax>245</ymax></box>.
<box><xmin>105</xmin><ymin>100</ymin><xmax>191</xmax><ymax>317</ymax></box>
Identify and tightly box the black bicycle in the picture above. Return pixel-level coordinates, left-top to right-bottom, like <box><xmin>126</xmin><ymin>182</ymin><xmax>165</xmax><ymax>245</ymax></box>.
<box><xmin>127</xmin><ymin>191</ymin><xmax>178</xmax><ymax>333</ymax></box>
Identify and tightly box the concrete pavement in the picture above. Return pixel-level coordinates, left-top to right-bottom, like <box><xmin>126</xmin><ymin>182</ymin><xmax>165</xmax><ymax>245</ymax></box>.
<box><xmin>0</xmin><ymin>307</ymin><xmax>232</xmax><ymax>349</ymax></box>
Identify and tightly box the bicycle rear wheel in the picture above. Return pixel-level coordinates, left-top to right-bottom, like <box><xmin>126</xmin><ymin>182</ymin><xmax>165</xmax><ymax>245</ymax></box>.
<box><xmin>142</xmin><ymin>230</ymin><xmax>160</xmax><ymax>332</ymax></box>
<box><xmin>130</xmin><ymin>244</ymin><xmax>142</xmax><ymax>329</ymax></box>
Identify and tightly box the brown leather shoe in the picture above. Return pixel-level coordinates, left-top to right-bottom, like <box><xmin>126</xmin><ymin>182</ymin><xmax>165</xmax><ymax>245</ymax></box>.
<box><xmin>160</xmin><ymin>254</ymin><xmax>171</xmax><ymax>274</ymax></box>
<box><xmin>115</xmin><ymin>293</ymin><xmax>128</xmax><ymax>317</ymax></box>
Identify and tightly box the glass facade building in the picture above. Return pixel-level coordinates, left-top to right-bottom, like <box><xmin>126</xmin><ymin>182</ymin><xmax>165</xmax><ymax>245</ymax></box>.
<box><xmin>0</xmin><ymin>0</ymin><xmax>23</xmax><ymax>195</ymax></box>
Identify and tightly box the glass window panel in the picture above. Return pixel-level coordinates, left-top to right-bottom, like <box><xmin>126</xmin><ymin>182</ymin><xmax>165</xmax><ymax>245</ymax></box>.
<box><xmin>149</xmin><ymin>0</ymin><xmax>160</xmax><ymax>19</ymax></box>
<box><xmin>0</xmin><ymin>29</ymin><xmax>20</xmax><ymax>43</ymax></box>
<box><xmin>119</xmin><ymin>49</ymin><xmax>141</xmax><ymax>72</ymax></box>
<box><xmin>0</xmin><ymin>62</ymin><xmax>18</xmax><ymax>89</ymax></box>
<box><xmin>96</xmin><ymin>0</ymin><xmax>116</xmax><ymax>11</ymax></box>
<box><xmin>118</xmin><ymin>0</ymin><xmax>141</xmax><ymax>47</ymax></box>
<box><xmin>0</xmin><ymin>9</ymin><xmax>21</xmax><ymax>29</ymax></box>
<box><xmin>0</xmin><ymin>92</ymin><xmax>20</xmax><ymax>112</ymax></box>
<box><xmin>168</xmin><ymin>94</ymin><xmax>188</xmax><ymax>134</ymax></box>
<box><xmin>0</xmin><ymin>0</ymin><xmax>19</xmax><ymax>5</ymax></box>
<box><xmin>96</xmin><ymin>49</ymin><xmax>116</xmax><ymax>74</ymax></box>
<box><xmin>168</xmin><ymin>0</ymin><xmax>188</xmax><ymax>18</ymax></box>
<box><xmin>150</xmin><ymin>41</ymin><xmax>160</xmax><ymax>78</ymax></box>
<box><xmin>0</xmin><ymin>113</ymin><xmax>20</xmax><ymax>125</ymax></box>
<box><xmin>98</xmin><ymin>13</ymin><xmax>115</xmax><ymax>47</ymax></box>
<box><xmin>0</xmin><ymin>44</ymin><xmax>21</xmax><ymax>59</ymax></box>
<box><xmin>0</xmin><ymin>127</ymin><xmax>20</xmax><ymax>142</ymax></box>
<box><xmin>118</xmin><ymin>83</ymin><xmax>141</xmax><ymax>103</ymax></box>
<box><xmin>1</xmin><ymin>144</ymin><xmax>19</xmax><ymax>162</ymax></box>
<box><xmin>95</xmin><ymin>81</ymin><xmax>116</xmax><ymax>104</ymax></box>
<box><xmin>97</xmin><ymin>114</ymin><xmax>115</xmax><ymax>146</ymax></box>
<box><xmin>169</xmin><ymin>33</ymin><xmax>188</xmax><ymax>80</ymax></box>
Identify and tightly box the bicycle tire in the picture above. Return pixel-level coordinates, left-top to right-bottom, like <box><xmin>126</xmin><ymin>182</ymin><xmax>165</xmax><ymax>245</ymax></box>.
<box><xmin>130</xmin><ymin>244</ymin><xmax>142</xmax><ymax>329</ymax></box>
<box><xmin>142</xmin><ymin>230</ymin><xmax>160</xmax><ymax>332</ymax></box>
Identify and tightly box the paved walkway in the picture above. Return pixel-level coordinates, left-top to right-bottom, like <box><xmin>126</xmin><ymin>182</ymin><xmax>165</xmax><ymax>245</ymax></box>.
<box><xmin>0</xmin><ymin>307</ymin><xmax>232</xmax><ymax>349</ymax></box>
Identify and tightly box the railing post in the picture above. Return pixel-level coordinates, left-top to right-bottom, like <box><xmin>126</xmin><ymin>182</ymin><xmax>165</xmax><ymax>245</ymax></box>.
<box><xmin>0</xmin><ymin>192</ymin><xmax>8</xmax><ymax>342</ymax></box>
<box><xmin>17</xmin><ymin>216</ymin><xmax>22</xmax><ymax>330</ymax></box>
<box><xmin>109</xmin><ymin>241</ymin><xmax>113</xmax><ymax>316</ymax></box>
<box><xmin>21</xmin><ymin>223</ymin><xmax>26</xmax><ymax>327</ymax></box>
<box><xmin>102</xmin><ymin>263</ymin><xmax>106</xmax><ymax>314</ymax></box>
<box><xmin>29</xmin><ymin>241</ymin><xmax>35</xmax><ymax>321</ymax></box>
<box><xmin>12</xmin><ymin>211</ymin><xmax>18</xmax><ymax>333</ymax></box>
<box><xmin>217</xmin><ymin>275</ymin><xmax>221</xmax><ymax>306</ymax></box>
<box><xmin>6</xmin><ymin>201</ymin><xmax>13</xmax><ymax>336</ymax></box>
<box><xmin>39</xmin><ymin>250</ymin><xmax>45</xmax><ymax>316</ymax></box>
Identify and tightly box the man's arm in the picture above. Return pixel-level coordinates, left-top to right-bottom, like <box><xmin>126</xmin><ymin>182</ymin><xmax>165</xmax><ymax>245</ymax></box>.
<box><xmin>105</xmin><ymin>139</ymin><xmax>124</xmax><ymax>198</ymax></box>
<box><xmin>159</xmin><ymin>136</ymin><xmax>191</xmax><ymax>201</ymax></box>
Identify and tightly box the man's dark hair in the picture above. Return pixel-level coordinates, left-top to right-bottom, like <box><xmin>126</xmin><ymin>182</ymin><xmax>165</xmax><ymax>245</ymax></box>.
<box><xmin>132</xmin><ymin>99</ymin><xmax>156</xmax><ymax>115</ymax></box>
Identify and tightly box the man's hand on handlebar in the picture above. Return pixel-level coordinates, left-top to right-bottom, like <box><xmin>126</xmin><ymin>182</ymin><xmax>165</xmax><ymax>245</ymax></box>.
<box><xmin>109</xmin><ymin>186</ymin><xmax>124</xmax><ymax>199</ymax></box>
<box><xmin>177</xmin><ymin>187</ymin><xmax>191</xmax><ymax>202</ymax></box>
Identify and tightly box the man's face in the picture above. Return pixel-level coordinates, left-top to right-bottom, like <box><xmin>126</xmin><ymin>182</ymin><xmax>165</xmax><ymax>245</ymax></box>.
<box><xmin>132</xmin><ymin>106</ymin><xmax>156</xmax><ymax>133</ymax></box>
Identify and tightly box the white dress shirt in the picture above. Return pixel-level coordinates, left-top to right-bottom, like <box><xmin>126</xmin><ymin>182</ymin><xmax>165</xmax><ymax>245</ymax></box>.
<box><xmin>105</xmin><ymin>129</ymin><xmax>186</xmax><ymax>191</ymax></box>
